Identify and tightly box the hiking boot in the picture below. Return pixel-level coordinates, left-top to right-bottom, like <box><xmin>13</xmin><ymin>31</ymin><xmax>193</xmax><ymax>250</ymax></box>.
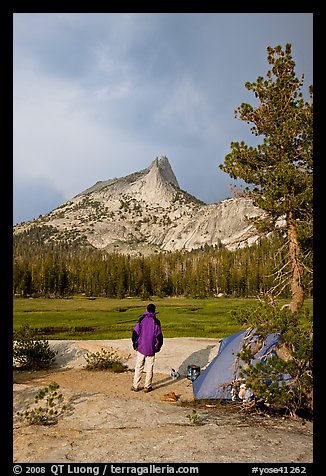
<box><xmin>131</xmin><ymin>386</ymin><xmax>143</xmax><ymax>392</ymax></box>
<box><xmin>144</xmin><ymin>386</ymin><xmax>153</xmax><ymax>393</ymax></box>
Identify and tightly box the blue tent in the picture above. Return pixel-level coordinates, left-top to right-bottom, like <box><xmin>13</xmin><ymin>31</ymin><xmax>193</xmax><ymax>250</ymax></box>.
<box><xmin>192</xmin><ymin>328</ymin><xmax>290</xmax><ymax>400</ymax></box>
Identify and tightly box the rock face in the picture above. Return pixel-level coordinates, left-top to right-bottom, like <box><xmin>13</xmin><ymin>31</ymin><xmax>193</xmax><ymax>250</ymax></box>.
<box><xmin>13</xmin><ymin>156</ymin><xmax>265</xmax><ymax>254</ymax></box>
<box><xmin>13</xmin><ymin>343</ymin><xmax>313</xmax><ymax>464</ymax></box>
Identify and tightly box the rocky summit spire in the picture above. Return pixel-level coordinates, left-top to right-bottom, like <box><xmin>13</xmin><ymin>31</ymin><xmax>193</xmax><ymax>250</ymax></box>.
<box><xmin>149</xmin><ymin>156</ymin><xmax>179</xmax><ymax>188</ymax></box>
<box><xmin>136</xmin><ymin>156</ymin><xmax>179</xmax><ymax>207</ymax></box>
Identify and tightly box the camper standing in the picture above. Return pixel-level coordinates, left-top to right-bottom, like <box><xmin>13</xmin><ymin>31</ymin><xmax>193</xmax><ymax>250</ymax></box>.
<box><xmin>131</xmin><ymin>303</ymin><xmax>163</xmax><ymax>393</ymax></box>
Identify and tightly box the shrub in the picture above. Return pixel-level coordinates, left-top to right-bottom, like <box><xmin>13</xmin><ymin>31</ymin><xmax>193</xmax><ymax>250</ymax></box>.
<box><xmin>232</xmin><ymin>302</ymin><xmax>313</xmax><ymax>418</ymax></box>
<box><xmin>13</xmin><ymin>324</ymin><xmax>57</xmax><ymax>370</ymax></box>
<box><xmin>16</xmin><ymin>382</ymin><xmax>69</xmax><ymax>425</ymax></box>
<box><xmin>186</xmin><ymin>409</ymin><xmax>201</xmax><ymax>425</ymax></box>
<box><xmin>84</xmin><ymin>347</ymin><xmax>128</xmax><ymax>372</ymax></box>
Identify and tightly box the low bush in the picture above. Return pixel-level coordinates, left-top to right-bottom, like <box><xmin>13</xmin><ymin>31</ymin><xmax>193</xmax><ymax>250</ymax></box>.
<box><xmin>13</xmin><ymin>324</ymin><xmax>57</xmax><ymax>370</ymax></box>
<box><xmin>84</xmin><ymin>348</ymin><xmax>128</xmax><ymax>372</ymax></box>
<box><xmin>16</xmin><ymin>382</ymin><xmax>69</xmax><ymax>425</ymax></box>
<box><xmin>233</xmin><ymin>302</ymin><xmax>313</xmax><ymax>418</ymax></box>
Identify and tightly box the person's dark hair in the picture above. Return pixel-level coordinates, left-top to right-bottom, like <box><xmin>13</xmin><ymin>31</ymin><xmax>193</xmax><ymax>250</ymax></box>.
<box><xmin>147</xmin><ymin>303</ymin><xmax>156</xmax><ymax>313</ymax></box>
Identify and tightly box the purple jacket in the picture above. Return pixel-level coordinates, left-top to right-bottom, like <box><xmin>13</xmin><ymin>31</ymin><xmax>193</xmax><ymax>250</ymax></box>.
<box><xmin>132</xmin><ymin>312</ymin><xmax>163</xmax><ymax>356</ymax></box>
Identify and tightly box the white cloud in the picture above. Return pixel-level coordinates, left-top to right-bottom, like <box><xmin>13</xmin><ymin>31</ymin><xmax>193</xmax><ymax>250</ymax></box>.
<box><xmin>158</xmin><ymin>76</ymin><xmax>208</xmax><ymax>133</ymax></box>
<box><xmin>13</xmin><ymin>65</ymin><xmax>155</xmax><ymax>200</ymax></box>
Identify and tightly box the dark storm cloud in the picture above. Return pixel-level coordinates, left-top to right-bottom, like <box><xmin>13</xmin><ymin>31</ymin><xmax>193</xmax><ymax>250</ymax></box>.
<box><xmin>13</xmin><ymin>13</ymin><xmax>313</xmax><ymax>224</ymax></box>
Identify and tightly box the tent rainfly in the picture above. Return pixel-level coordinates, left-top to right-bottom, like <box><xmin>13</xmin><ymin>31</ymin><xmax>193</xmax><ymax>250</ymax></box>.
<box><xmin>192</xmin><ymin>328</ymin><xmax>291</xmax><ymax>401</ymax></box>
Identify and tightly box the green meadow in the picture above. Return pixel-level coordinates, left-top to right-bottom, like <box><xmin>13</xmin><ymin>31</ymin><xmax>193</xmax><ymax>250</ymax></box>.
<box><xmin>13</xmin><ymin>296</ymin><xmax>313</xmax><ymax>340</ymax></box>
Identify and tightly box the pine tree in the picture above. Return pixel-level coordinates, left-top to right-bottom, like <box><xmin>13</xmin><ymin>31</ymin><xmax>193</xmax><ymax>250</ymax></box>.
<box><xmin>220</xmin><ymin>44</ymin><xmax>313</xmax><ymax>311</ymax></box>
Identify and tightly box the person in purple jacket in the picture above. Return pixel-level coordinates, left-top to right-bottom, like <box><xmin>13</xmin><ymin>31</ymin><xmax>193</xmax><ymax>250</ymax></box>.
<box><xmin>131</xmin><ymin>303</ymin><xmax>163</xmax><ymax>393</ymax></box>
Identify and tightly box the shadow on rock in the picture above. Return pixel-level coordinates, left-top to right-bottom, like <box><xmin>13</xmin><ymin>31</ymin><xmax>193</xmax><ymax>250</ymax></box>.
<box><xmin>177</xmin><ymin>345</ymin><xmax>216</xmax><ymax>376</ymax></box>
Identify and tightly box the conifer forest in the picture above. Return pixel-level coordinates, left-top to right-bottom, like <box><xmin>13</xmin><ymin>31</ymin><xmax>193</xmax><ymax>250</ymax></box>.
<box><xmin>13</xmin><ymin>234</ymin><xmax>312</xmax><ymax>300</ymax></box>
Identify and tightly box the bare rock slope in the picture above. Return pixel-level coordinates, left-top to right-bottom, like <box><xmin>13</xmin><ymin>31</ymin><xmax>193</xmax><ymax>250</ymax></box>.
<box><xmin>14</xmin><ymin>156</ymin><xmax>264</xmax><ymax>254</ymax></box>
<box><xmin>13</xmin><ymin>339</ymin><xmax>313</xmax><ymax>463</ymax></box>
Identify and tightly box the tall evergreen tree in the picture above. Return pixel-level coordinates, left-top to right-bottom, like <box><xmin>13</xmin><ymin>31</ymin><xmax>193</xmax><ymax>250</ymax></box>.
<box><xmin>220</xmin><ymin>44</ymin><xmax>313</xmax><ymax>311</ymax></box>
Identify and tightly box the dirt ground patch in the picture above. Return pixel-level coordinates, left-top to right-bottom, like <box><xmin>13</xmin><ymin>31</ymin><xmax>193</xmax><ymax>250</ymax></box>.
<box><xmin>13</xmin><ymin>339</ymin><xmax>313</xmax><ymax>464</ymax></box>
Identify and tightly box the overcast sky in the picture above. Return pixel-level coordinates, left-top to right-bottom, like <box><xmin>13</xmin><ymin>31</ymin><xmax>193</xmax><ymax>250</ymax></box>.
<box><xmin>13</xmin><ymin>12</ymin><xmax>313</xmax><ymax>225</ymax></box>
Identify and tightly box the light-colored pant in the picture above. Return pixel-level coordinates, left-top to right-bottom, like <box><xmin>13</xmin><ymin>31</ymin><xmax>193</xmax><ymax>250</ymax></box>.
<box><xmin>133</xmin><ymin>351</ymin><xmax>155</xmax><ymax>389</ymax></box>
